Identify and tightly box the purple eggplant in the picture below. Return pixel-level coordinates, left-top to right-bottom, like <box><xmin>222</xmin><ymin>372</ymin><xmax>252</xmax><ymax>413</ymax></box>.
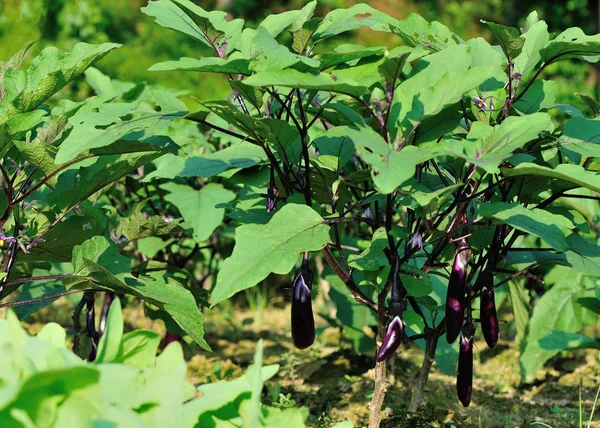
<box><xmin>445</xmin><ymin>240</ymin><xmax>471</xmax><ymax>344</ymax></box>
<box><xmin>375</xmin><ymin>316</ymin><xmax>404</xmax><ymax>362</ymax></box>
<box><xmin>478</xmin><ymin>269</ymin><xmax>499</xmax><ymax>348</ymax></box>
<box><xmin>456</xmin><ymin>325</ymin><xmax>475</xmax><ymax>407</ymax></box>
<box><xmin>291</xmin><ymin>260</ymin><xmax>315</xmax><ymax>349</ymax></box>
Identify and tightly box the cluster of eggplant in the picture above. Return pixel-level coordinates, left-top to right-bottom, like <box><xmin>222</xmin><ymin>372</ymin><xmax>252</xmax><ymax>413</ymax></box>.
<box><xmin>285</xmin><ymin>224</ymin><xmax>499</xmax><ymax>409</ymax></box>
<box><xmin>446</xmin><ymin>238</ymin><xmax>499</xmax><ymax>407</ymax></box>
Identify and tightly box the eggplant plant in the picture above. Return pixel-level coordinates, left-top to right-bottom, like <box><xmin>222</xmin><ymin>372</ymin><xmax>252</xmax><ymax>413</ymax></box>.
<box><xmin>140</xmin><ymin>1</ymin><xmax>600</xmax><ymax>426</ymax></box>
<box><xmin>1</xmin><ymin>1</ymin><xmax>599</xmax><ymax>427</ymax></box>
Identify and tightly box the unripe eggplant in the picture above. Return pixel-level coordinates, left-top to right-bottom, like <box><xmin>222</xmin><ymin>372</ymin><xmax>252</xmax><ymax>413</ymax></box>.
<box><xmin>445</xmin><ymin>240</ymin><xmax>471</xmax><ymax>344</ymax></box>
<box><xmin>478</xmin><ymin>269</ymin><xmax>499</xmax><ymax>348</ymax></box>
<box><xmin>266</xmin><ymin>169</ymin><xmax>279</xmax><ymax>212</ymax></box>
<box><xmin>291</xmin><ymin>260</ymin><xmax>315</xmax><ymax>349</ymax></box>
<box><xmin>375</xmin><ymin>315</ymin><xmax>404</xmax><ymax>362</ymax></box>
<box><xmin>456</xmin><ymin>324</ymin><xmax>475</xmax><ymax>407</ymax></box>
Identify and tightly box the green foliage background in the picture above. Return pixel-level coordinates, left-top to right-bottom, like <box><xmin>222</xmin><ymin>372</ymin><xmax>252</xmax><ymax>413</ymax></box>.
<box><xmin>1</xmin><ymin>0</ymin><xmax>598</xmax><ymax>107</ymax></box>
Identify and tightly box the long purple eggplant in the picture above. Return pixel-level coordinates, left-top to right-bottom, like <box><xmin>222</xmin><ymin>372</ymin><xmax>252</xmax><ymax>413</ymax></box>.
<box><xmin>478</xmin><ymin>269</ymin><xmax>499</xmax><ymax>348</ymax></box>
<box><xmin>375</xmin><ymin>316</ymin><xmax>404</xmax><ymax>362</ymax></box>
<box><xmin>456</xmin><ymin>325</ymin><xmax>475</xmax><ymax>407</ymax></box>
<box><xmin>445</xmin><ymin>239</ymin><xmax>471</xmax><ymax>344</ymax></box>
<box><xmin>291</xmin><ymin>260</ymin><xmax>315</xmax><ymax>349</ymax></box>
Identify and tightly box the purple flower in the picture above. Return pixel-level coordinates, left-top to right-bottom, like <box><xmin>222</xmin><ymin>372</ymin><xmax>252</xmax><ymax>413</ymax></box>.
<box><xmin>408</xmin><ymin>233</ymin><xmax>423</xmax><ymax>251</ymax></box>
<box><xmin>473</xmin><ymin>96</ymin><xmax>487</xmax><ymax>113</ymax></box>
<box><xmin>266</xmin><ymin>185</ymin><xmax>279</xmax><ymax>212</ymax></box>
<box><xmin>375</xmin><ymin>316</ymin><xmax>404</xmax><ymax>362</ymax></box>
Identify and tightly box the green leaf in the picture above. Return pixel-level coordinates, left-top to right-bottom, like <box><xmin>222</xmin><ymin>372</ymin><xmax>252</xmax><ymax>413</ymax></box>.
<box><xmin>520</xmin><ymin>278</ymin><xmax>589</xmax><ymax>381</ymax></box>
<box><xmin>54</xmin><ymin>152</ymin><xmax>164</xmax><ymax>211</ymax></box>
<box><xmin>95</xmin><ymin>298</ymin><xmax>124</xmax><ymax>364</ymax></box>
<box><xmin>502</xmin><ymin>163</ymin><xmax>600</xmax><ymax>193</ymax></box>
<box><xmin>141</xmin><ymin>0</ymin><xmax>243</xmax><ymax>55</ymax></box>
<box><xmin>55</xmin><ymin>91</ymin><xmax>186</xmax><ymax>164</ymax></box>
<box><xmin>400</xmin><ymin>265</ymin><xmax>433</xmax><ymax>298</ymax></box>
<box><xmin>327</xmin><ymin>273</ymin><xmax>377</xmax><ymax>354</ymax></box>
<box><xmin>318</xmin><ymin>45</ymin><xmax>386</xmax><ymax>71</ymax></box>
<box><xmin>15</xmin><ymin>275</ymin><xmax>66</xmax><ymax>321</ymax></box>
<box><xmin>347</xmin><ymin>126</ymin><xmax>435</xmax><ymax>194</ymax></box>
<box><xmin>347</xmin><ymin>228</ymin><xmax>388</xmax><ymax>271</ymax></box>
<box><xmin>258</xmin><ymin>1</ymin><xmax>316</xmax><ymax>37</ymax></box>
<box><xmin>116</xmin><ymin>205</ymin><xmax>184</xmax><ymax>242</ymax></box>
<box><xmin>577</xmin><ymin>289</ymin><xmax>600</xmax><ymax>315</ymax></box>
<box><xmin>463</xmin><ymin>113</ymin><xmax>554</xmax><ymax>173</ymax></box>
<box><xmin>513</xmin><ymin>80</ymin><xmax>557</xmax><ymax>114</ymax></box>
<box><xmin>508</xmin><ymin>279</ymin><xmax>530</xmax><ymax>344</ymax></box>
<box><xmin>513</xmin><ymin>20</ymin><xmax>549</xmax><ymax>77</ymax></box>
<box><xmin>539</xmin><ymin>330</ymin><xmax>600</xmax><ymax>351</ymax></box>
<box><xmin>0</xmin><ymin>42</ymin><xmax>120</xmax><ymax>115</ymax></box>
<box><xmin>115</xmin><ymin>330</ymin><xmax>161</xmax><ymax>367</ymax></box>
<box><xmin>145</xmin><ymin>142</ymin><xmax>266</xmax><ymax>180</ymax></box>
<box><xmin>244</xmin><ymin>69</ymin><xmax>369</xmax><ymax>98</ymax></box>
<box><xmin>18</xmin><ymin>214</ymin><xmax>102</xmax><ymax>263</ymax></box>
<box><xmin>313</xmin><ymin>4</ymin><xmax>398</xmax><ymax>41</ymax></box>
<box><xmin>392</xmin><ymin>13</ymin><xmax>457</xmax><ymax>51</ymax></box>
<box><xmin>481</xmin><ymin>20</ymin><xmax>525</xmax><ymax>59</ymax></box>
<box><xmin>162</xmin><ymin>182</ymin><xmax>236</xmax><ymax>243</ymax></box>
<box><xmin>245</xmin><ymin>27</ymin><xmax>320</xmax><ymax>72</ymax></box>
<box><xmin>559</xmin><ymin>116</ymin><xmax>600</xmax><ymax>158</ymax></box>
<box><xmin>149</xmin><ymin>56</ymin><xmax>251</xmax><ymax>75</ymax></box>
<box><xmin>540</xmin><ymin>27</ymin><xmax>600</xmax><ymax>63</ymax></box>
<box><xmin>72</xmin><ymin>237</ymin><xmax>210</xmax><ymax>350</ymax></box>
<box><xmin>477</xmin><ymin>202</ymin><xmax>573</xmax><ymax>251</ymax></box>
<box><xmin>211</xmin><ymin>204</ymin><xmax>330</xmax><ymax>306</ymax></box>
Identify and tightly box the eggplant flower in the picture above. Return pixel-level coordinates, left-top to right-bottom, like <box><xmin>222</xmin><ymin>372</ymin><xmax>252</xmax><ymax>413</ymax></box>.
<box><xmin>266</xmin><ymin>184</ymin><xmax>279</xmax><ymax>212</ymax></box>
<box><xmin>291</xmin><ymin>261</ymin><xmax>315</xmax><ymax>349</ymax></box>
<box><xmin>473</xmin><ymin>96</ymin><xmax>487</xmax><ymax>113</ymax></box>
<box><xmin>375</xmin><ymin>316</ymin><xmax>404</xmax><ymax>362</ymax></box>
<box><xmin>445</xmin><ymin>239</ymin><xmax>471</xmax><ymax>344</ymax></box>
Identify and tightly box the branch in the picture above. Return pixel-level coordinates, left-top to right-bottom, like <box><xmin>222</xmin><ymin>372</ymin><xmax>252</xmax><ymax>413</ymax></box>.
<box><xmin>321</xmin><ymin>246</ymin><xmax>377</xmax><ymax>312</ymax></box>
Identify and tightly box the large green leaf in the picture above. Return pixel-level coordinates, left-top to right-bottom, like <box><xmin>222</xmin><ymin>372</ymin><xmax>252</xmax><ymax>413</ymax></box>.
<box><xmin>501</xmin><ymin>163</ymin><xmax>600</xmax><ymax>193</ymax></box>
<box><xmin>461</xmin><ymin>113</ymin><xmax>554</xmax><ymax>173</ymax></box>
<box><xmin>477</xmin><ymin>202</ymin><xmax>574</xmax><ymax>251</ymax></box>
<box><xmin>392</xmin><ymin>13</ymin><xmax>457</xmax><ymax>51</ymax></box>
<box><xmin>519</xmin><ymin>275</ymin><xmax>590</xmax><ymax>381</ymax></box>
<box><xmin>54</xmin><ymin>152</ymin><xmax>164</xmax><ymax>211</ymax></box>
<box><xmin>312</xmin><ymin>3</ymin><xmax>398</xmax><ymax>41</ymax></box>
<box><xmin>149</xmin><ymin>56</ymin><xmax>251</xmax><ymax>75</ymax></box>
<box><xmin>243</xmin><ymin>68</ymin><xmax>369</xmax><ymax>98</ymax></box>
<box><xmin>513</xmin><ymin>19</ymin><xmax>549</xmax><ymax>77</ymax></box>
<box><xmin>559</xmin><ymin>116</ymin><xmax>600</xmax><ymax>158</ymax></box>
<box><xmin>481</xmin><ymin>20</ymin><xmax>525</xmax><ymax>59</ymax></box>
<box><xmin>141</xmin><ymin>0</ymin><xmax>243</xmax><ymax>55</ymax></box>
<box><xmin>0</xmin><ymin>42</ymin><xmax>120</xmax><ymax>116</ymax></box>
<box><xmin>71</xmin><ymin>237</ymin><xmax>210</xmax><ymax>350</ymax></box>
<box><xmin>326</xmin><ymin>273</ymin><xmax>377</xmax><ymax>354</ymax></box>
<box><xmin>145</xmin><ymin>142</ymin><xmax>266</xmax><ymax>180</ymax></box>
<box><xmin>258</xmin><ymin>1</ymin><xmax>316</xmax><ymax>38</ymax></box>
<box><xmin>55</xmin><ymin>90</ymin><xmax>186</xmax><ymax>163</ymax></box>
<box><xmin>162</xmin><ymin>182</ymin><xmax>236</xmax><ymax>243</ymax></box>
<box><xmin>345</xmin><ymin>126</ymin><xmax>435</xmax><ymax>194</ymax></box>
<box><xmin>540</xmin><ymin>27</ymin><xmax>600</xmax><ymax>63</ymax></box>
<box><xmin>211</xmin><ymin>203</ymin><xmax>330</xmax><ymax>306</ymax></box>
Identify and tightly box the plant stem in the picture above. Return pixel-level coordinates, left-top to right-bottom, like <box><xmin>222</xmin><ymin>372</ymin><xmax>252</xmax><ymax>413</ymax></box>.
<box><xmin>408</xmin><ymin>324</ymin><xmax>442</xmax><ymax>412</ymax></box>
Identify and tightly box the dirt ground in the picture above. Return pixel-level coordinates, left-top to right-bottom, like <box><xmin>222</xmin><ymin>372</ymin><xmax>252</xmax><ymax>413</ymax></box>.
<box><xmin>20</xmin><ymin>296</ymin><xmax>600</xmax><ymax>428</ymax></box>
